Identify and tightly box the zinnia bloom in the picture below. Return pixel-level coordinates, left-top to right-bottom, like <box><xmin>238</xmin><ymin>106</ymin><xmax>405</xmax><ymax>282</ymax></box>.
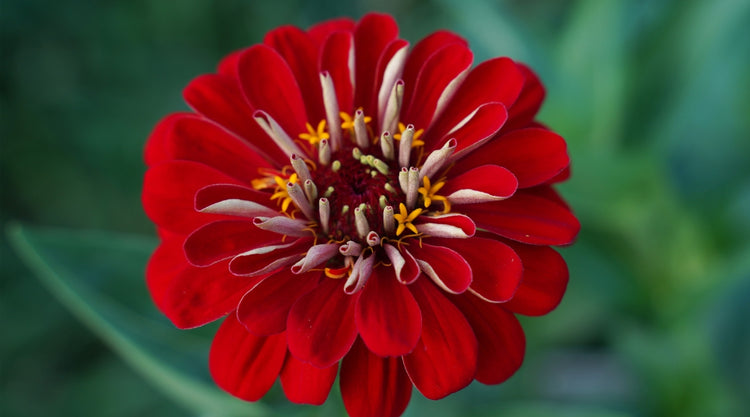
<box><xmin>143</xmin><ymin>13</ymin><xmax>579</xmax><ymax>417</ymax></box>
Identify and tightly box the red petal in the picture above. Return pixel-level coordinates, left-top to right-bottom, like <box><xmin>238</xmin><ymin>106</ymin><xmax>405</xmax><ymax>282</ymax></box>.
<box><xmin>307</xmin><ymin>17</ymin><xmax>356</xmax><ymax>47</ymax></box>
<box><xmin>142</xmin><ymin>160</ymin><xmax>242</xmax><ymax>234</ymax></box>
<box><xmin>341</xmin><ymin>338</ymin><xmax>412</xmax><ymax>417</ymax></box>
<box><xmin>403</xmin><ymin>279</ymin><xmax>477</xmax><ymax>400</ymax></box>
<box><xmin>432</xmin><ymin>236</ymin><xmax>522</xmax><ymax>303</ymax></box>
<box><xmin>237</xmin><ymin>269</ymin><xmax>322</xmax><ymax>336</ymax></box>
<box><xmin>353</xmin><ymin>13</ymin><xmax>398</xmax><ymax>114</ymax></box>
<box><xmin>454</xmin><ymin>128</ymin><xmax>569</xmax><ymax>188</ymax></box>
<box><xmin>355</xmin><ymin>266</ymin><xmax>422</xmax><ymax>357</ymax></box>
<box><xmin>238</xmin><ymin>45</ymin><xmax>308</xmax><ymax>137</ymax></box>
<box><xmin>287</xmin><ymin>279</ymin><xmax>359</xmax><ymax>368</ymax></box>
<box><xmin>228</xmin><ymin>237</ymin><xmax>310</xmax><ymax>277</ymax></box>
<box><xmin>438</xmin><ymin>103</ymin><xmax>509</xmax><ymax>158</ymax></box>
<box><xmin>425</xmin><ymin>57</ymin><xmax>523</xmax><ymax>143</ymax></box>
<box><xmin>264</xmin><ymin>26</ymin><xmax>324</xmax><ymax>123</ymax></box>
<box><xmin>217</xmin><ymin>48</ymin><xmax>243</xmax><ymax>77</ymax></box>
<box><xmin>209</xmin><ymin>316</ymin><xmax>287</xmax><ymax>401</ymax></box>
<box><xmin>403</xmin><ymin>43</ymin><xmax>473</xmax><ymax>131</ymax></box>
<box><xmin>462</xmin><ymin>188</ymin><xmax>580</xmax><ymax>246</ymax></box>
<box><xmin>183</xmin><ymin>74</ymin><xmax>288</xmax><ymax>166</ymax></box>
<box><xmin>442</xmin><ymin>164</ymin><xmax>518</xmax><ymax>204</ymax></box>
<box><xmin>320</xmin><ymin>31</ymin><xmax>355</xmax><ymax>114</ymax></box>
<box><xmin>144</xmin><ymin>113</ymin><xmax>190</xmax><ymax>167</ymax></box>
<box><xmin>402</xmin><ymin>30</ymin><xmax>467</xmax><ymax>118</ymax></box>
<box><xmin>183</xmin><ymin>220</ymin><xmax>282</xmax><ymax>266</ymax></box>
<box><xmin>407</xmin><ymin>243</ymin><xmax>472</xmax><ymax>294</ymax></box>
<box><xmin>165</xmin><ymin>115</ymin><xmax>272</xmax><ymax>180</ymax></box>
<box><xmin>504</xmin><ymin>63</ymin><xmax>545</xmax><ymax>131</ymax></box>
<box><xmin>450</xmin><ymin>294</ymin><xmax>525</xmax><ymax>384</ymax></box>
<box><xmin>503</xmin><ymin>240</ymin><xmax>569</xmax><ymax>316</ymax></box>
<box><xmin>280</xmin><ymin>354</ymin><xmax>338</xmax><ymax>405</ymax></box>
<box><xmin>167</xmin><ymin>265</ymin><xmax>264</xmax><ymax>329</ymax></box>
<box><xmin>148</xmin><ymin>234</ymin><xmax>266</xmax><ymax>328</ymax></box>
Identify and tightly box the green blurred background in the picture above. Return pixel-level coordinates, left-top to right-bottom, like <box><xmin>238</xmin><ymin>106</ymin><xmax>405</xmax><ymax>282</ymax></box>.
<box><xmin>2</xmin><ymin>0</ymin><xmax>749</xmax><ymax>416</ymax></box>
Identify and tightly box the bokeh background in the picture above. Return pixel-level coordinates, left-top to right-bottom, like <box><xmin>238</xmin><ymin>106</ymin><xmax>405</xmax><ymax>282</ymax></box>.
<box><xmin>2</xmin><ymin>0</ymin><xmax>749</xmax><ymax>416</ymax></box>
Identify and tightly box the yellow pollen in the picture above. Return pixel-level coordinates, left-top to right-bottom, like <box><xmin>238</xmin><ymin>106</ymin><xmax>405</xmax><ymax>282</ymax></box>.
<box><xmin>392</xmin><ymin>122</ymin><xmax>425</xmax><ymax>148</ymax></box>
<box><xmin>298</xmin><ymin>120</ymin><xmax>329</xmax><ymax>146</ymax></box>
<box><xmin>393</xmin><ymin>203</ymin><xmax>423</xmax><ymax>236</ymax></box>
<box><xmin>418</xmin><ymin>176</ymin><xmax>451</xmax><ymax>214</ymax></box>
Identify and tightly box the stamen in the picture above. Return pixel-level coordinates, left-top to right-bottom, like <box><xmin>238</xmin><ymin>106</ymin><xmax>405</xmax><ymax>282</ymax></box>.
<box><xmin>383</xmin><ymin>205</ymin><xmax>395</xmax><ymax>235</ymax></box>
<box><xmin>398</xmin><ymin>124</ymin><xmax>415</xmax><ymax>168</ymax></box>
<box><xmin>318</xmin><ymin>139</ymin><xmax>331</xmax><ymax>165</ymax></box>
<box><xmin>420</xmin><ymin>138</ymin><xmax>457</xmax><ymax>181</ymax></box>
<box><xmin>398</xmin><ymin>167</ymin><xmax>408</xmax><ymax>194</ymax></box>
<box><xmin>339</xmin><ymin>240</ymin><xmax>362</xmax><ymax>256</ymax></box>
<box><xmin>352</xmin><ymin>147</ymin><xmax>363</xmax><ymax>161</ymax></box>
<box><xmin>318</xmin><ymin>198</ymin><xmax>330</xmax><ymax>234</ymax></box>
<box><xmin>384</xmin><ymin>183</ymin><xmax>397</xmax><ymax>194</ymax></box>
<box><xmin>286</xmin><ymin>181</ymin><xmax>314</xmax><ymax>219</ymax></box>
<box><xmin>304</xmin><ymin>179</ymin><xmax>318</xmax><ymax>203</ymax></box>
<box><xmin>324</xmin><ymin>186</ymin><xmax>334</xmax><ymax>198</ymax></box>
<box><xmin>372</xmin><ymin>158</ymin><xmax>389</xmax><ymax>175</ymax></box>
<box><xmin>332</xmin><ymin>160</ymin><xmax>341</xmax><ymax>172</ymax></box>
<box><xmin>354</xmin><ymin>205</ymin><xmax>370</xmax><ymax>239</ymax></box>
<box><xmin>381</xmin><ymin>80</ymin><xmax>404</xmax><ymax>137</ymax></box>
<box><xmin>253</xmin><ymin>110</ymin><xmax>305</xmax><ymax>158</ymax></box>
<box><xmin>378</xmin><ymin>195</ymin><xmax>388</xmax><ymax>209</ymax></box>
<box><xmin>291</xmin><ymin>154</ymin><xmax>312</xmax><ymax>183</ymax></box>
<box><xmin>341</xmin><ymin>204</ymin><xmax>349</xmax><ymax>215</ymax></box>
<box><xmin>353</xmin><ymin>109</ymin><xmax>369</xmax><ymax>148</ymax></box>
<box><xmin>406</xmin><ymin>167</ymin><xmax>420</xmax><ymax>209</ymax></box>
<box><xmin>320</xmin><ymin>71</ymin><xmax>342</xmax><ymax>150</ymax></box>
<box><xmin>344</xmin><ymin>252</ymin><xmax>375</xmax><ymax>294</ymax></box>
<box><xmin>366</xmin><ymin>231</ymin><xmax>380</xmax><ymax>246</ymax></box>
<box><xmin>380</xmin><ymin>131</ymin><xmax>394</xmax><ymax>161</ymax></box>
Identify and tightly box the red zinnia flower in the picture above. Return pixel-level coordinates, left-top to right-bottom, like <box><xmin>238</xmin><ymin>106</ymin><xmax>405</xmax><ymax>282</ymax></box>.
<box><xmin>143</xmin><ymin>13</ymin><xmax>579</xmax><ymax>417</ymax></box>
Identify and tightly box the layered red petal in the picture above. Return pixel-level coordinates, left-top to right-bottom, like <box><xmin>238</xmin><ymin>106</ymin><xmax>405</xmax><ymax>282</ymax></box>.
<box><xmin>432</xmin><ymin>236</ymin><xmax>522</xmax><ymax>303</ymax></box>
<box><xmin>182</xmin><ymin>74</ymin><xmax>288</xmax><ymax>166</ymax></box>
<box><xmin>451</xmin><ymin>294</ymin><xmax>525</xmax><ymax>385</ymax></box>
<box><xmin>183</xmin><ymin>220</ymin><xmax>282</xmax><ymax>266</ymax></box>
<box><xmin>264</xmin><ymin>26</ymin><xmax>324</xmax><ymax>123</ymax></box>
<box><xmin>142</xmin><ymin>160</ymin><xmax>243</xmax><ymax>234</ymax></box>
<box><xmin>407</xmin><ymin>243</ymin><xmax>472</xmax><ymax>294</ymax></box>
<box><xmin>287</xmin><ymin>278</ymin><xmax>359</xmax><ymax>368</ymax></box>
<box><xmin>238</xmin><ymin>45</ymin><xmax>308</xmax><ymax>137</ymax></box>
<box><xmin>341</xmin><ymin>339</ymin><xmax>413</xmax><ymax>417</ymax></box>
<box><xmin>454</xmin><ymin>127</ymin><xmax>569</xmax><ymax>188</ymax></box>
<box><xmin>462</xmin><ymin>187</ymin><xmax>580</xmax><ymax>246</ymax></box>
<box><xmin>280</xmin><ymin>353</ymin><xmax>338</xmax><ymax>405</ymax></box>
<box><xmin>209</xmin><ymin>315</ymin><xmax>287</xmax><ymax>401</ymax></box>
<box><xmin>236</xmin><ymin>269</ymin><xmax>322</xmax><ymax>336</ymax></box>
<box><xmin>503</xmin><ymin>240</ymin><xmax>569</xmax><ymax>316</ymax></box>
<box><xmin>355</xmin><ymin>266</ymin><xmax>422</xmax><ymax>357</ymax></box>
<box><xmin>403</xmin><ymin>279</ymin><xmax>478</xmax><ymax>400</ymax></box>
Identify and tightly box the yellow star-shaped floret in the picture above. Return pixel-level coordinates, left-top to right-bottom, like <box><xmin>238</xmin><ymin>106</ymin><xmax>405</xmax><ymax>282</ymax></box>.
<box><xmin>393</xmin><ymin>203</ymin><xmax>423</xmax><ymax>236</ymax></box>
<box><xmin>298</xmin><ymin>120</ymin><xmax>329</xmax><ymax>146</ymax></box>
<box><xmin>418</xmin><ymin>176</ymin><xmax>451</xmax><ymax>213</ymax></box>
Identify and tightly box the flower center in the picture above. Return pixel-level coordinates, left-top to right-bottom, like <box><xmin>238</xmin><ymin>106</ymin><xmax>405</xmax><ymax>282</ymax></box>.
<box><xmin>312</xmin><ymin>142</ymin><xmax>400</xmax><ymax>240</ymax></box>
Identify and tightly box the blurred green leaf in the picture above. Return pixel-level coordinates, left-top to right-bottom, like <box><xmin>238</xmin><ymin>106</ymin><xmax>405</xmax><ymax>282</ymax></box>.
<box><xmin>6</xmin><ymin>223</ymin><xmax>269</xmax><ymax>417</ymax></box>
